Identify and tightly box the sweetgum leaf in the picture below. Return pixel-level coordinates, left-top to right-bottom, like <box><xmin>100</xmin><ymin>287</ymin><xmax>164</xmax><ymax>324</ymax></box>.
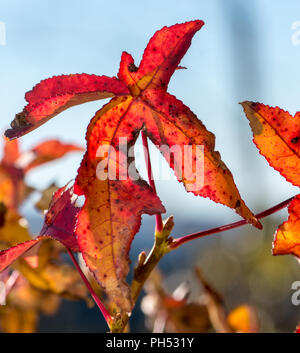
<box><xmin>0</xmin><ymin>138</ymin><xmax>82</xmax><ymax>210</ymax></box>
<box><xmin>39</xmin><ymin>185</ymin><xmax>80</xmax><ymax>252</ymax></box>
<box><xmin>2</xmin><ymin>138</ymin><xmax>20</xmax><ymax>165</ymax></box>
<box><xmin>242</xmin><ymin>101</ymin><xmax>300</xmax><ymax>187</ymax></box>
<box><xmin>273</xmin><ymin>195</ymin><xmax>300</xmax><ymax>258</ymax></box>
<box><xmin>0</xmin><ymin>184</ymin><xmax>80</xmax><ymax>272</ymax></box>
<box><xmin>141</xmin><ymin>90</ymin><xmax>260</xmax><ymax>227</ymax></box>
<box><xmin>0</xmin><ymin>307</ymin><xmax>38</xmax><ymax>333</ymax></box>
<box><xmin>241</xmin><ymin>101</ymin><xmax>300</xmax><ymax>259</ymax></box>
<box><xmin>0</xmin><ymin>275</ymin><xmax>60</xmax><ymax>333</ymax></box>
<box><xmin>0</xmin><ymin>238</ymin><xmax>42</xmax><ymax>272</ymax></box>
<box><xmin>0</xmin><ymin>139</ymin><xmax>25</xmax><ymax>210</ymax></box>
<box><xmin>4</xmin><ymin>20</ymin><xmax>261</xmax><ymax>311</ymax></box>
<box><xmin>119</xmin><ymin>21</ymin><xmax>205</xmax><ymax>91</ymax></box>
<box><xmin>0</xmin><ymin>210</ymin><xmax>31</xmax><ymax>248</ymax></box>
<box><xmin>23</xmin><ymin>139</ymin><xmax>84</xmax><ymax>172</ymax></box>
<box><xmin>74</xmin><ymin>97</ymin><xmax>165</xmax><ymax>312</ymax></box>
<box><xmin>5</xmin><ymin>74</ymin><xmax>129</xmax><ymax>139</ymax></box>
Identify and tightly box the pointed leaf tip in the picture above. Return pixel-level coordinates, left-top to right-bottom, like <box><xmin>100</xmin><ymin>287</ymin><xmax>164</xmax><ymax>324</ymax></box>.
<box><xmin>39</xmin><ymin>184</ymin><xmax>80</xmax><ymax>252</ymax></box>
<box><xmin>242</xmin><ymin>101</ymin><xmax>300</xmax><ymax>188</ymax></box>
<box><xmin>118</xmin><ymin>20</ymin><xmax>205</xmax><ymax>91</ymax></box>
<box><xmin>273</xmin><ymin>194</ymin><xmax>300</xmax><ymax>259</ymax></box>
<box><xmin>5</xmin><ymin>74</ymin><xmax>130</xmax><ymax>139</ymax></box>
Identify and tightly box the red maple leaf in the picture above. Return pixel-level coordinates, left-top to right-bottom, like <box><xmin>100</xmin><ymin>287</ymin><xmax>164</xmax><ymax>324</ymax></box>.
<box><xmin>4</xmin><ymin>20</ymin><xmax>261</xmax><ymax>312</ymax></box>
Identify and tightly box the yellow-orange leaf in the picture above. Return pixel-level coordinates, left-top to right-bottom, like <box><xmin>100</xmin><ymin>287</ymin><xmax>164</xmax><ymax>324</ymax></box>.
<box><xmin>227</xmin><ymin>305</ymin><xmax>259</xmax><ymax>333</ymax></box>
<box><xmin>273</xmin><ymin>195</ymin><xmax>300</xmax><ymax>258</ymax></box>
<box><xmin>142</xmin><ymin>90</ymin><xmax>260</xmax><ymax>227</ymax></box>
<box><xmin>23</xmin><ymin>139</ymin><xmax>84</xmax><ymax>172</ymax></box>
<box><xmin>75</xmin><ymin>98</ymin><xmax>165</xmax><ymax>312</ymax></box>
<box><xmin>0</xmin><ymin>307</ymin><xmax>37</xmax><ymax>333</ymax></box>
<box><xmin>241</xmin><ymin>101</ymin><xmax>300</xmax><ymax>187</ymax></box>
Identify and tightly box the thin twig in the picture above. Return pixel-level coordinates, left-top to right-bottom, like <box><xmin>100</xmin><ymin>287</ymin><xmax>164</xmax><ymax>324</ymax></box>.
<box><xmin>109</xmin><ymin>196</ymin><xmax>295</xmax><ymax>332</ymax></box>
<box><xmin>110</xmin><ymin>216</ymin><xmax>174</xmax><ymax>333</ymax></box>
<box><xmin>66</xmin><ymin>248</ymin><xmax>112</xmax><ymax>327</ymax></box>
<box><xmin>170</xmin><ymin>196</ymin><xmax>295</xmax><ymax>249</ymax></box>
<box><xmin>141</xmin><ymin>131</ymin><xmax>163</xmax><ymax>233</ymax></box>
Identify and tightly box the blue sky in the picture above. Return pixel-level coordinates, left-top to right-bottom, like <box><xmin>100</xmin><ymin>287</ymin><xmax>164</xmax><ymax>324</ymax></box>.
<box><xmin>1</xmin><ymin>0</ymin><xmax>300</xmax><ymax>229</ymax></box>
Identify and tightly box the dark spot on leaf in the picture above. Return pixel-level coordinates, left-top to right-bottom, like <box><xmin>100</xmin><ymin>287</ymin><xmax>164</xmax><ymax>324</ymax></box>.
<box><xmin>291</xmin><ymin>137</ymin><xmax>300</xmax><ymax>144</ymax></box>
<box><xmin>128</xmin><ymin>63</ymin><xmax>138</xmax><ymax>73</ymax></box>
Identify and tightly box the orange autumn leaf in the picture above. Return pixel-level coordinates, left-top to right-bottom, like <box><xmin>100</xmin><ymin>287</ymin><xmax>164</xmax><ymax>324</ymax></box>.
<box><xmin>17</xmin><ymin>251</ymin><xmax>89</xmax><ymax>300</ymax></box>
<box><xmin>241</xmin><ymin>101</ymin><xmax>300</xmax><ymax>258</ymax></box>
<box><xmin>22</xmin><ymin>139</ymin><xmax>84</xmax><ymax>172</ymax></box>
<box><xmin>0</xmin><ymin>137</ymin><xmax>83</xmax><ymax>210</ymax></box>
<box><xmin>0</xmin><ymin>275</ymin><xmax>60</xmax><ymax>333</ymax></box>
<box><xmin>0</xmin><ymin>306</ymin><xmax>38</xmax><ymax>333</ymax></box>
<box><xmin>0</xmin><ymin>256</ymin><xmax>88</xmax><ymax>333</ymax></box>
<box><xmin>0</xmin><ymin>139</ymin><xmax>25</xmax><ymax>210</ymax></box>
<box><xmin>75</xmin><ymin>146</ymin><xmax>165</xmax><ymax>311</ymax></box>
<box><xmin>0</xmin><ymin>208</ymin><xmax>32</xmax><ymax>248</ymax></box>
<box><xmin>273</xmin><ymin>195</ymin><xmax>300</xmax><ymax>258</ymax></box>
<box><xmin>140</xmin><ymin>90</ymin><xmax>259</xmax><ymax>224</ymax></box>
<box><xmin>227</xmin><ymin>305</ymin><xmax>259</xmax><ymax>333</ymax></box>
<box><xmin>0</xmin><ymin>274</ymin><xmax>60</xmax><ymax>333</ymax></box>
<box><xmin>2</xmin><ymin>138</ymin><xmax>20</xmax><ymax>165</ymax></box>
<box><xmin>241</xmin><ymin>101</ymin><xmax>300</xmax><ymax>186</ymax></box>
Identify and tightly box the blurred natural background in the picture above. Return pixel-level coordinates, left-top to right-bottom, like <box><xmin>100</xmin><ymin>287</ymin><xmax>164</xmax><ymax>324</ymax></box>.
<box><xmin>0</xmin><ymin>0</ymin><xmax>300</xmax><ymax>332</ymax></box>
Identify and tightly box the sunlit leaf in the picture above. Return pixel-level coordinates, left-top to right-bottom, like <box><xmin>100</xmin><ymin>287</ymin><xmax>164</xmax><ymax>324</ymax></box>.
<box><xmin>0</xmin><ymin>208</ymin><xmax>31</xmax><ymax>248</ymax></box>
<box><xmin>0</xmin><ymin>238</ymin><xmax>43</xmax><ymax>273</ymax></box>
<box><xmin>0</xmin><ymin>275</ymin><xmax>60</xmax><ymax>333</ymax></box>
<box><xmin>4</xmin><ymin>20</ymin><xmax>261</xmax><ymax>313</ymax></box>
<box><xmin>39</xmin><ymin>185</ymin><xmax>80</xmax><ymax>252</ymax></box>
<box><xmin>0</xmin><ymin>185</ymin><xmax>80</xmax><ymax>271</ymax></box>
<box><xmin>273</xmin><ymin>195</ymin><xmax>300</xmax><ymax>258</ymax></box>
<box><xmin>5</xmin><ymin>74</ymin><xmax>129</xmax><ymax>139</ymax></box>
<box><xmin>0</xmin><ymin>306</ymin><xmax>37</xmax><ymax>333</ymax></box>
<box><xmin>2</xmin><ymin>138</ymin><xmax>20</xmax><ymax>165</ymax></box>
<box><xmin>22</xmin><ymin>139</ymin><xmax>84</xmax><ymax>172</ymax></box>
<box><xmin>241</xmin><ymin>101</ymin><xmax>300</xmax><ymax>187</ymax></box>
